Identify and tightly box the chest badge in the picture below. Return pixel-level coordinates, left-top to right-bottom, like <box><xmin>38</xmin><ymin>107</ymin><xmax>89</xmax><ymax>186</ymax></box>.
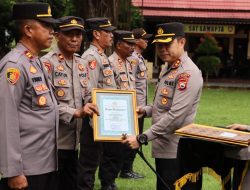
<box><xmin>105</xmin><ymin>77</ymin><xmax>111</xmax><ymax>85</ymax></box>
<box><xmin>58</xmin><ymin>79</ymin><xmax>67</xmax><ymax>86</ymax></box>
<box><xmin>38</xmin><ymin>96</ymin><xmax>47</xmax><ymax>106</ymax></box>
<box><xmin>30</xmin><ymin>66</ymin><xmax>37</xmax><ymax>74</ymax></box>
<box><xmin>161</xmin><ymin>97</ymin><xmax>168</xmax><ymax>105</ymax></box>
<box><xmin>57</xmin><ymin>64</ymin><xmax>65</xmax><ymax>71</ymax></box>
<box><xmin>161</xmin><ymin>88</ymin><xmax>169</xmax><ymax>95</ymax></box>
<box><xmin>57</xmin><ymin>89</ymin><xmax>65</xmax><ymax>97</ymax></box>
<box><xmin>140</xmin><ymin>71</ymin><xmax>145</xmax><ymax>77</ymax></box>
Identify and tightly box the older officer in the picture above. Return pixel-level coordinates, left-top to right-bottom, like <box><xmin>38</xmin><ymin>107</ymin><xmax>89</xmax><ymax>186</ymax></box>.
<box><xmin>0</xmin><ymin>2</ymin><xmax>59</xmax><ymax>190</ymax></box>
<box><xmin>122</xmin><ymin>22</ymin><xmax>203</xmax><ymax>190</ymax></box>
<box><xmin>119</xmin><ymin>28</ymin><xmax>152</xmax><ymax>179</ymax></box>
<box><xmin>41</xmin><ymin>16</ymin><xmax>99</xmax><ymax>190</ymax></box>
<box><xmin>77</xmin><ymin>17</ymin><xmax>118</xmax><ymax>190</ymax></box>
<box><xmin>223</xmin><ymin>124</ymin><xmax>250</xmax><ymax>190</ymax></box>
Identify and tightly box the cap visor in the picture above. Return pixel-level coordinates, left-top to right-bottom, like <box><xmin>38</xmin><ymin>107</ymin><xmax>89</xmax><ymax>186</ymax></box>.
<box><xmin>152</xmin><ymin>37</ymin><xmax>173</xmax><ymax>44</ymax></box>
<box><xmin>102</xmin><ymin>26</ymin><xmax>116</xmax><ymax>32</ymax></box>
<box><xmin>37</xmin><ymin>17</ymin><xmax>59</xmax><ymax>24</ymax></box>
<box><xmin>60</xmin><ymin>26</ymin><xmax>85</xmax><ymax>32</ymax></box>
<box><xmin>142</xmin><ymin>33</ymin><xmax>153</xmax><ymax>39</ymax></box>
<box><xmin>123</xmin><ymin>39</ymin><xmax>136</xmax><ymax>44</ymax></box>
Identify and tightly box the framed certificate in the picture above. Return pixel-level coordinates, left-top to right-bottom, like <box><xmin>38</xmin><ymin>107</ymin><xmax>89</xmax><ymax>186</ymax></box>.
<box><xmin>175</xmin><ymin>124</ymin><xmax>250</xmax><ymax>147</ymax></box>
<box><xmin>92</xmin><ymin>88</ymin><xmax>139</xmax><ymax>142</ymax></box>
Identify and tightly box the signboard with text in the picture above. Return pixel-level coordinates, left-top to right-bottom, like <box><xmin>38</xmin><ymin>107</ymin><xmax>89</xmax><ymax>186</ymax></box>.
<box><xmin>185</xmin><ymin>24</ymin><xmax>235</xmax><ymax>34</ymax></box>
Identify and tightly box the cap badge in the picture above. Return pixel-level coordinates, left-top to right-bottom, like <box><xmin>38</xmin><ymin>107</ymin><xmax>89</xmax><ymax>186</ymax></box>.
<box><xmin>71</xmin><ymin>19</ymin><xmax>78</xmax><ymax>24</ymax></box>
<box><xmin>131</xmin><ymin>34</ymin><xmax>135</xmax><ymax>38</ymax></box>
<box><xmin>157</xmin><ymin>27</ymin><xmax>164</xmax><ymax>35</ymax></box>
<box><xmin>108</xmin><ymin>20</ymin><xmax>111</xmax><ymax>25</ymax></box>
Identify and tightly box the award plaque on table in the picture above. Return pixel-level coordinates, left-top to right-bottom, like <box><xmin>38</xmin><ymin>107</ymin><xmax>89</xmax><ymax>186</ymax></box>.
<box><xmin>175</xmin><ymin>124</ymin><xmax>250</xmax><ymax>147</ymax></box>
<box><xmin>92</xmin><ymin>88</ymin><xmax>139</xmax><ymax>142</ymax></box>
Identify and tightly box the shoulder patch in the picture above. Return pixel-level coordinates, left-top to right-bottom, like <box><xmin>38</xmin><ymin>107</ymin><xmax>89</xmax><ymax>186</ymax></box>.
<box><xmin>6</xmin><ymin>68</ymin><xmax>21</xmax><ymax>85</ymax></box>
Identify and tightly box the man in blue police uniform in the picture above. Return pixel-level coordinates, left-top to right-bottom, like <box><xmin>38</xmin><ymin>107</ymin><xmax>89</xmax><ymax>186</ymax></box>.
<box><xmin>122</xmin><ymin>22</ymin><xmax>203</xmax><ymax>190</ymax></box>
<box><xmin>77</xmin><ymin>17</ymin><xmax>119</xmax><ymax>190</ymax></box>
<box><xmin>120</xmin><ymin>28</ymin><xmax>152</xmax><ymax>179</ymax></box>
<box><xmin>0</xmin><ymin>2</ymin><xmax>59</xmax><ymax>190</ymax></box>
<box><xmin>41</xmin><ymin>16</ymin><xmax>99</xmax><ymax>190</ymax></box>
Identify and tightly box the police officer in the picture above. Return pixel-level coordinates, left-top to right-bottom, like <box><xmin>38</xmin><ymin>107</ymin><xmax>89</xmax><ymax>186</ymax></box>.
<box><xmin>119</xmin><ymin>28</ymin><xmax>152</xmax><ymax>179</ymax></box>
<box><xmin>0</xmin><ymin>2</ymin><xmax>59</xmax><ymax>190</ymax></box>
<box><xmin>109</xmin><ymin>30</ymin><xmax>143</xmax><ymax>180</ymax></box>
<box><xmin>41</xmin><ymin>16</ymin><xmax>99</xmax><ymax>190</ymax></box>
<box><xmin>77</xmin><ymin>17</ymin><xmax>118</xmax><ymax>190</ymax></box>
<box><xmin>122</xmin><ymin>22</ymin><xmax>203</xmax><ymax>190</ymax></box>
<box><xmin>224</xmin><ymin>124</ymin><xmax>250</xmax><ymax>190</ymax></box>
<box><xmin>109</xmin><ymin>30</ymin><xmax>136</xmax><ymax>90</ymax></box>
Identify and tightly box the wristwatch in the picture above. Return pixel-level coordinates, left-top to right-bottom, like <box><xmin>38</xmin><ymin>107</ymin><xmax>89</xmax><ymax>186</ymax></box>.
<box><xmin>136</xmin><ymin>134</ymin><xmax>148</xmax><ymax>145</ymax></box>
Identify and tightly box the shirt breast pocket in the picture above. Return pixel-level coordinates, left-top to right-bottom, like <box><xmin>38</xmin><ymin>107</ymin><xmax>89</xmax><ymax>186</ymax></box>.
<box><xmin>157</xmin><ymin>87</ymin><xmax>174</xmax><ymax>110</ymax></box>
<box><xmin>53</xmin><ymin>79</ymin><xmax>71</xmax><ymax>101</ymax></box>
<box><xmin>31</xmin><ymin>84</ymin><xmax>53</xmax><ymax>110</ymax></box>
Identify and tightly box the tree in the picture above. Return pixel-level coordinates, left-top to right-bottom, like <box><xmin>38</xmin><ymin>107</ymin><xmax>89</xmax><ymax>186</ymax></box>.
<box><xmin>195</xmin><ymin>33</ymin><xmax>222</xmax><ymax>83</ymax></box>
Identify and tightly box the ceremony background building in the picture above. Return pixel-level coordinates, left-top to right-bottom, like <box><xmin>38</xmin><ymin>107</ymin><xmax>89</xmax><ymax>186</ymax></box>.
<box><xmin>132</xmin><ymin>0</ymin><xmax>250</xmax><ymax>78</ymax></box>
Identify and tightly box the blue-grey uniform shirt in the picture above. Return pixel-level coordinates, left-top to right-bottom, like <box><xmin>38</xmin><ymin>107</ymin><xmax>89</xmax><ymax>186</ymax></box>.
<box><xmin>0</xmin><ymin>43</ymin><xmax>59</xmax><ymax>178</ymax></box>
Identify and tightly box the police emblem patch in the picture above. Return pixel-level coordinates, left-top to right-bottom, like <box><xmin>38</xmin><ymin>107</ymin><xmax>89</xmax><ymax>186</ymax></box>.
<box><xmin>44</xmin><ymin>62</ymin><xmax>52</xmax><ymax>73</ymax></box>
<box><xmin>6</xmin><ymin>68</ymin><xmax>20</xmax><ymax>85</ymax></box>
<box><xmin>38</xmin><ymin>96</ymin><xmax>47</xmax><ymax>106</ymax></box>
<box><xmin>30</xmin><ymin>66</ymin><xmax>37</xmax><ymax>74</ymax></box>
<box><xmin>177</xmin><ymin>78</ymin><xmax>188</xmax><ymax>91</ymax></box>
<box><xmin>89</xmin><ymin>60</ymin><xmax>96</xmax><ymax>70</ymax></box>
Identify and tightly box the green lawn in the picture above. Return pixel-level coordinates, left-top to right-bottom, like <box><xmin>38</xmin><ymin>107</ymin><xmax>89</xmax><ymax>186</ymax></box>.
<box><xmin>94</xmin><ymin>84</ymin><xmax>250</xmax><ymax>190</ymax></box>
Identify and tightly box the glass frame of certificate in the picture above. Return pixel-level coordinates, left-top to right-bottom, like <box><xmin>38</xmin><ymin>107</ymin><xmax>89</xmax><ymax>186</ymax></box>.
<box><xmin>92</xmin><ymin>88</ymin><xmax>139</xmax><ymax>142</ymax></box>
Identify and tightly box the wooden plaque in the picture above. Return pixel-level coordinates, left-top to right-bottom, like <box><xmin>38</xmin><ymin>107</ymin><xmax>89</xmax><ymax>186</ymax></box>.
<box><xmin>175</xmin><ymin>124</ymin><xmax>250</xmax><ymax>147</ymax></box>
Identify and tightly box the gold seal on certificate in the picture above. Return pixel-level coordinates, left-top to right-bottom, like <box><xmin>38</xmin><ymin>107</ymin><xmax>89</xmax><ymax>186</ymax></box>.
<box><xmin>92</xmin><ymin>88</ymin><xmax>139</xmax><ymax>141</ymax></box>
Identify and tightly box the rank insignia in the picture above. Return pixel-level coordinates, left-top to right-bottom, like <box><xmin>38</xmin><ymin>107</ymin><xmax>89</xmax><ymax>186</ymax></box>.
<box><xmin>89</xmin><ymin>60</ymin><xmax>96</xmax><ymax>70</ymax></box>
<box><xmin>6</xmin><ymin>68</ymin><xmax>20</xmax><ymax>85</ymax></box>
<box><xmin>57</xmin><ymin>89</ymin><xmax>65</xmax><ymax>97</ymax></box>
<box><xmin>177</xmin><ymin>78</ymin><xmax>188</xmax><ymax>91</ymax></box>
<box><xmin>24</xmin><ymin>51</ymin><xmax>34</xmax><ymax>59</ymax></box>
<box><xmin>30</xmin><ymin>66</ymin><xmax>37</xmax><ymax>74</ymax></box>
<box><xmin>161</xmin><ymin>97</ymin><xmax>168</xmax><ymax>105</ymax></box>
<box><xmin>38</xmin><ymin>96</ymin><xmax>47</xmax><ymax>106</ymax></box>
<box><xmin>78</xmin><ymin>64</ymin><xmax>84</xmax><ymax>71</ymax></box>
<box><xmin>140</xmin><ymin>71</ymin><xmax>145</xmax><ymax>77</ymax></box>
<box><xmin>168</xmin><ymin>75</ymin><xmax>174</xmax><ymax>79</ymax></box>
<box><xmin>57</xmin><ymin>64</ymin><xmax>64</xmax><ymax>71</ymax></box>
<box><xmin>58</xmin><ymin>79</ymin><xmax>67</xmax><ymax>86</ymax></box>
<box><xmin>161</xmin><ymin>88</ymin><xmax>169</xmax><ymax>95</ymax></box>
<box><xmin>44</xmin><ymin>62</ymin><xmax>52</xmax><ymax>73</ymax></box>
<box><xmin>172</xmin><ymin>59</ymin><xmax>181</xmax><ymax>69</ymax></box>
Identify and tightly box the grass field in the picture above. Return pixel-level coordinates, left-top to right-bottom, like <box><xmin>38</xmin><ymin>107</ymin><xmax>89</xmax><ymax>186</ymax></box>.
<box><xmin>94</xmin><ymin>84</ymin><xmax>250</xmax><ymax>190</ymax></box>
